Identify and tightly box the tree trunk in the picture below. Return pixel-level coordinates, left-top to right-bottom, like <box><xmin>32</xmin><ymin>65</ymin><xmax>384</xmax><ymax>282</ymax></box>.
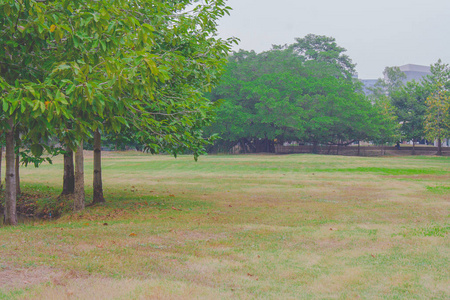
<box><xmin>357</xmin><ymin>141</ymin><xmax>361</xmax><ymax>156</ymax></box>
<box><xmin>0</xmin><ymin>145</ymin><xmax>3</xmax><ymax>190</ymax></box>
<box><xmin>61</xmin><ymin>147</ymin><xmax>75</xmax><ymax>195</ymax></box>
<box><xmin>4</xmin><ymin>118</ymin><xmax>17</xmax><ymax>225</ymax></box>
<box><xmin>412</xmin><ymin>139</ymin><xmax>416</xmax><ymax>155</ymax></box>
<box><xmin>93</xmin><ymin>129</ymin><xmax>105</xmax><ymax>204</ymax></box>
<box><xmin>15</xmin><ymin>154</ymin><xmax>20</xmax><ymax>196</ymax></box>
<box><xmin>312</xmin><ymin>141</ymin><xmax>318</xmax><ymax>154</ymax></box>
<box><xmin>437</xmin><ymin>138</ymin><xmax>442</xmax><ymax>156</ymax></box>
<box><xmin>74</xmin><ymin>141</ymin><xmax>85</xmax><ymax>212</ymax></box>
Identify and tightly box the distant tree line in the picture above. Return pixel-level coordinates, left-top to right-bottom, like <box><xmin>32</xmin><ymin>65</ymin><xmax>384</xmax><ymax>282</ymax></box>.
<box><xmin>206</xmin><ymin>34</ymin><xmax>401</xmax><ymax>153</ymax></box>
<box><xmin>371</xmin><ymin>60</ymin><xmax>450</xmax><ymax>155</ymax></box>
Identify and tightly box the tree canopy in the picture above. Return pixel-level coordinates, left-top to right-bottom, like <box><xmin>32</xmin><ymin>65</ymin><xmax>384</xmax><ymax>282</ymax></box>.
<box><xmin>207</xmin><ymin>37</ymin><xmax>394</xmax><ymax>153</ymax></box>
<box><xmin>1</xmin><ymin>0</ymin><xmax>236</xmax><ymax>224</ymax></box>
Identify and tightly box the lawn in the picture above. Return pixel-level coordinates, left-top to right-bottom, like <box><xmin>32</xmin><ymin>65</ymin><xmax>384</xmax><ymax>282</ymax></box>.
<box><xmin>1</xmin><ymin>152</ymin><xmax>449</xmax><ymax>299</ymax></box>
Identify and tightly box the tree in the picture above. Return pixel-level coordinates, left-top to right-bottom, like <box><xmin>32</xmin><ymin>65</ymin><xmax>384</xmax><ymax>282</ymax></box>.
<box><xmin>424</xmin><ymin>89</ymin><xmax>450</xmax><ymax>155</ymax></box>
<box><xmin>291</xmin><ymin>34</ymin><xmax>356</xmax><ymax>79</ymax></box>
<box><xmin>1</xmin><ymin>0</ymin><xmax>236</xmax><ymax>222</ymax></box>
<box><xmin>423</xmin><ymin>60</ymin><xmax>450</xmax><ymax>155</ymax></box>
<box><xmin>0</xmin><ymin>0</ymin><xmax>67</xmax><ymax>225</ymax></box>
<box><xmin>208</xmin><ymin>48</ymin><xmax>308</xmax><ymax>152</ymax></box>
<box><xmin>208</xmin><ymin>38</ymin><xmax>383</xmax><ymax>153</ymax></box>
<box><xmin>390</xmin><ymin>81</ymin><xmax>429</xmax><ymax>154</ymax></box>
<box><xmin>371</xmin><ymin>98</ymin><xmax>402</xmax><ymax>152</ymax></box>
<box><xmin>383</xmin><ymin>67</ymin><xmax>407</xmax><ymax>95</ymax></box>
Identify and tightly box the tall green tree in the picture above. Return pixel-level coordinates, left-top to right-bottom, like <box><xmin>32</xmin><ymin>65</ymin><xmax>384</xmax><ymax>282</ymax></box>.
<box><xmin>390</xmin><ymin>81</ymin><xmax>429</xmax><ymax>154</ymax></box>
<box><xmin>209</xmin><ymin>38</ymin><xmax>383</xmax><ymax>153</ymax></box>
<box><xmin>424</xmin><ymin>89</ymin><xmax>450</xmax><ymax>155</ymax></box>
<box><xmin>291</xmin><ymin>34</ymin><xmax>356</xmax><ymax>79</ymax></box>
<box><xmin>423</xmin><ymin>60</ymin><xmax>450</xmax><ymax>155</ymax></box>
<box><xmin>0</xmin><ymin>0</ymin><xmax>67</xmax><ymax>224</ymax></box>
<box><xmin>1</xmin><ymin>0</ymin><xmax>235</xmax><ymax>223</ymax></box>
<box><xmin>45</xmin><ymin>0</ymin><xmax>234</xmax><ymax>208</ymax></box>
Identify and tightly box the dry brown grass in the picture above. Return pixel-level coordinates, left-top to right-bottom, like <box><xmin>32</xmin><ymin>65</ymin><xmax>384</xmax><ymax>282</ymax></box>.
<box><xmin>0</xmin><ymin>153</ymin><xmax>449</xmax><ymax>299</ymax></box>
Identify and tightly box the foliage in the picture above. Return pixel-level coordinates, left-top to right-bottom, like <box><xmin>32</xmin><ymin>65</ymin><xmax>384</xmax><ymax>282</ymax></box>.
<box><xmin>390</xmin><ymin>81</ymin><xmax>430</xmax><ymax>144</ymax></box>
<box><xmin>1</xmin><ymin>0</ymin><xmax>235</xmax><ymax>155</ymax></box>
<box><xmin>208</xmin><ymin>37</ymin><xmax>392</xmax><ymax>152</ymax></box>
<box><xmin>423</xmin><ymin>60</ymin><xmax>450</xmax><ymax>148</ymax></box>
<box><xmin>371</xmin><ymin>98</ymin><xmax>402</xmax><ymax>145</ymax></box>
<box><xmin>291</xmin><ymin>34</ymin><xmax>356</xmax><ymax>79</ymax></box>
<box><xmin>0</xmin><ymin>0</ymin><xmax>236</xmax><ymax>218</ymax></box>
<box><xmin>424</xmin><ymin>89</ymin><xmax>450</xmax><ymax>143</ymax></box>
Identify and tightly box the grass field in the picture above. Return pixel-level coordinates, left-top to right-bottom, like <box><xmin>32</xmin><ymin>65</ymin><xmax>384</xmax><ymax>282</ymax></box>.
<box><xmin>0</xmin><ymin>152</ymin><xmax>449</xmax><ymax>299</ymax></box>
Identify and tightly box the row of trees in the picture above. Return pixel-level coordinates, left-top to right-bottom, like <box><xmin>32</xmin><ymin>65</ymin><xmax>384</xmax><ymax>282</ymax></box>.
<box><xmin>206</xmin><ymin>35</ymin><xmax>399</xmax><ymax>153</ymax></box>
<box><xmin>206</xmin><ymin>34</ymin><xmax>449</xmax><ymax>155</ymax></box>
<box><xmin>1</xmin><ymin>0</ymin><xmax>236</xmax><ymax>225</ymax></box>
<box><xmin>372</xmin><ymin>61</ymin><xmax>450</xmax><ymax>155</ymax></box>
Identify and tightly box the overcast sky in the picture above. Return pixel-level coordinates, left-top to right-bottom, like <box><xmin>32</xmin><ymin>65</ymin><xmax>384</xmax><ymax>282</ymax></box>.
<box><xmin>216</xmin><ymin>0</ymin><xmax>450</xmax><ymax>79</ymax></box>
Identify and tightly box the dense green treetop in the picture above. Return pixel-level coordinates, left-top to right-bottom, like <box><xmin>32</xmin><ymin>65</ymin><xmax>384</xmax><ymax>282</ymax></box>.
<box><xmin>291</xmin><ymin>34</ymin><xmax>356</xmax><ymax>80</ymax></box>
<box><xmin>208</xmin><ymin>37</ymin><xmax>389</xmax><ymax>151</ymax></box>
<box><xmin>1</xmin><ymin>0</ymin><xmax>235</xmax><ymax>158</ymax></box>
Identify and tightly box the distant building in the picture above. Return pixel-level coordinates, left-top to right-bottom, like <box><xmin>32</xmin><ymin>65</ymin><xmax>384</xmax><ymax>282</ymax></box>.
<box><xmin>360</xmin><ymin>64</ymin><xmax>431</xmax><ymax>95</ymax></box>
<box><xmin>394</xmin><ymin>64</ymin><xmax>431</xmax><ymax>82</ymax></box>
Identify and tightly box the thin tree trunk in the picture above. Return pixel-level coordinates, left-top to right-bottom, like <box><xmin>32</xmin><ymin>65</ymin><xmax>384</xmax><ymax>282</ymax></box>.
<box><xmin>61</xmin><ymin>147</ymin><xmax>75</xmax><ymax>195</ymax></box>
<box><xmin>0</xmin><ymin>145</ymin><xmax>3</xmax><ymax>190</ymax></box>
<box><xmin>437</xmin><ymin>138</ymin><xmax>442</xmax><ymax>156</ymax></box>
<box><xmin>357</xmin><ymin>141</ymin><xmax>360</xmax><ymax>156</ymax></box>
<box><xmin>4</xmin><ymin>118</ymin><xmax>17</xmax><ymax>225</ymax></box>
<box><xmin>412</xmin><ymin>139</ymin><xmax>416</xmax><ymax>155</ymax></box>
<box><xmin>93</xmin><ymin>129</ymin><xmax>105</xmax><ymax>204</ymax></box>
<box><xmin>74</xmin><ymin>141</ymin><xmax>85</xmax><ymax>212</ymax></box>
<box><xmin>15</xmin><ymin>154</ymin><xmax>20</xmax><ymax>196</ymax></box>
<box><xmin>312</xmin><ymin>141</ymin><xmax>318</xmax><ymax>154</ymax></box>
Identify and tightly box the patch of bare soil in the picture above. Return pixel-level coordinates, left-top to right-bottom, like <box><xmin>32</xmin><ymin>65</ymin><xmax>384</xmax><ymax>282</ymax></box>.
<box><xmin>0</xmin><ymin>264</ymin><xmax>70</xmax><ymax>291</ymax></box>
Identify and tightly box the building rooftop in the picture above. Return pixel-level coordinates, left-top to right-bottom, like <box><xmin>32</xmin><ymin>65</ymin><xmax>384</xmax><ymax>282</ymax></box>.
<box><xmin>398</xmin><ymin>64</ymin><xmax>431</xmax><ymax>74</ymax></box>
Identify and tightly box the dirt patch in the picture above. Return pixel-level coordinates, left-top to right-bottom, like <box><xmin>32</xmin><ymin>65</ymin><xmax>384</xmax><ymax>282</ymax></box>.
<box><xmin>0</xmin><ymin>264</ymin><xmax>67</xmax><ymax>291</ymax></box>
<box><xmin>174</xmin><ymin>230</ymin><xmax>228</xmax><ymax>242</ymax></box>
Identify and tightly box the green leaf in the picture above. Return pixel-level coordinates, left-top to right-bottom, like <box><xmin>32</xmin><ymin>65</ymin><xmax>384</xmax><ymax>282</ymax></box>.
<box><xmin>100</xmin><ymin>40</ymin><xmax>106</xmax><ymax>51</ymax></box>
<box><xmin>4</xmin><ymin>4</ymin><xmax>11</xmax><ymax>16</ymax></box>
<box><xmin>2</xmin><ymin>99</ymin><xmax>8</xmax><ymax>112</ymax></box>
<box><xmin>30</xmin><ymin>144</ymin><xmax>44</xmax><ymax>157</ymax></box>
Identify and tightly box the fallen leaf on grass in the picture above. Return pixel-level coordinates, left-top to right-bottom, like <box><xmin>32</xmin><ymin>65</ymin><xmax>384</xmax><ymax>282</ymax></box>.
<box><xmin>129</xmin><ymin>233</ymin><xmax>137</xmax><ymax>237</ymax></box>
<box><xmin>171</xmin><ymin>206</ymin><xmax>181</xmax><ymax>211</ymax></box>
<box><xmin>371</xmin><ymin>254</ymin><xmax>376</xmax><ymax>258</ymax></box>
<box><xmin>97</xmin><ymin>245</ymin><xmax>104</xmax><ymax>248</ymax></box>
<box><xmin>103</xmin><ymin>223</ymin><xmax>108</xmax><ymax>226</ymax></box>
<box><xmin>169</xmin><ymin>194</ymin><xmax>175</xmax><ymax>197</ymax></box>
<box><xmin>83</xmin><ymin>223</ymin><xmax>89</xmax><ymax>226</ymax></box>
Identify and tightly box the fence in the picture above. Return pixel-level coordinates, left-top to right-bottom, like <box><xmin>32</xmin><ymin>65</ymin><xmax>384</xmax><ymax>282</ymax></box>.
<box><xmin>274</xmin><ymin>145</ymin><xmax>450</xmax><ymax>156</ymax></box>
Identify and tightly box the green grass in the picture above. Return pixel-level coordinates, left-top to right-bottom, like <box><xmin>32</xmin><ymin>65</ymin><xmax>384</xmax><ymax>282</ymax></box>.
<box><xmin>0</xmin><ymin>152</ymin><xmax>449</xmax><ymax>299</ymax></box>
<box><xmin>427</xmin><ymin>185</ymin><xmax>450</xmax><ymax>195</ymax></box>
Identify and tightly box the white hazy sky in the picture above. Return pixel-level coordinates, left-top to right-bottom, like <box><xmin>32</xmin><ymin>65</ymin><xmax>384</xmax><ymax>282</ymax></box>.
<box><xmin>216</xmin><ymin>0</ymin><xmax>450</xmax><ymax>79</ymax></box>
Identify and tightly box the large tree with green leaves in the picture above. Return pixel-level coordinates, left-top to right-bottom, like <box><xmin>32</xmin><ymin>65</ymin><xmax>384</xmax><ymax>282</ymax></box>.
<box><xmin>208</xmin><ymin>37</ymin><xmax>384</xmax><ymax>153</ymax></box>
<box><xmin>423</xmin><ymin>60</ymin><xmax>450</xmax><ymax>155</ymax></box>
<box><xmin>0</xmin><ymin>0</ymin><xmax>68</xmax><ymax>225</ymax></box>
<box><xmin>1</xmin><ymin>0</ymin><xmax>235</xmax><ymax>223</ymax></box>
<box><xmin>291</xmin><ymin>34</ymin><xmax>356</xmax><ymax>80</ymax></box>
<box><xmin>390</xmin><ymin>81</ymin><xmax>429</xmax><ymax>153</ymax></box>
